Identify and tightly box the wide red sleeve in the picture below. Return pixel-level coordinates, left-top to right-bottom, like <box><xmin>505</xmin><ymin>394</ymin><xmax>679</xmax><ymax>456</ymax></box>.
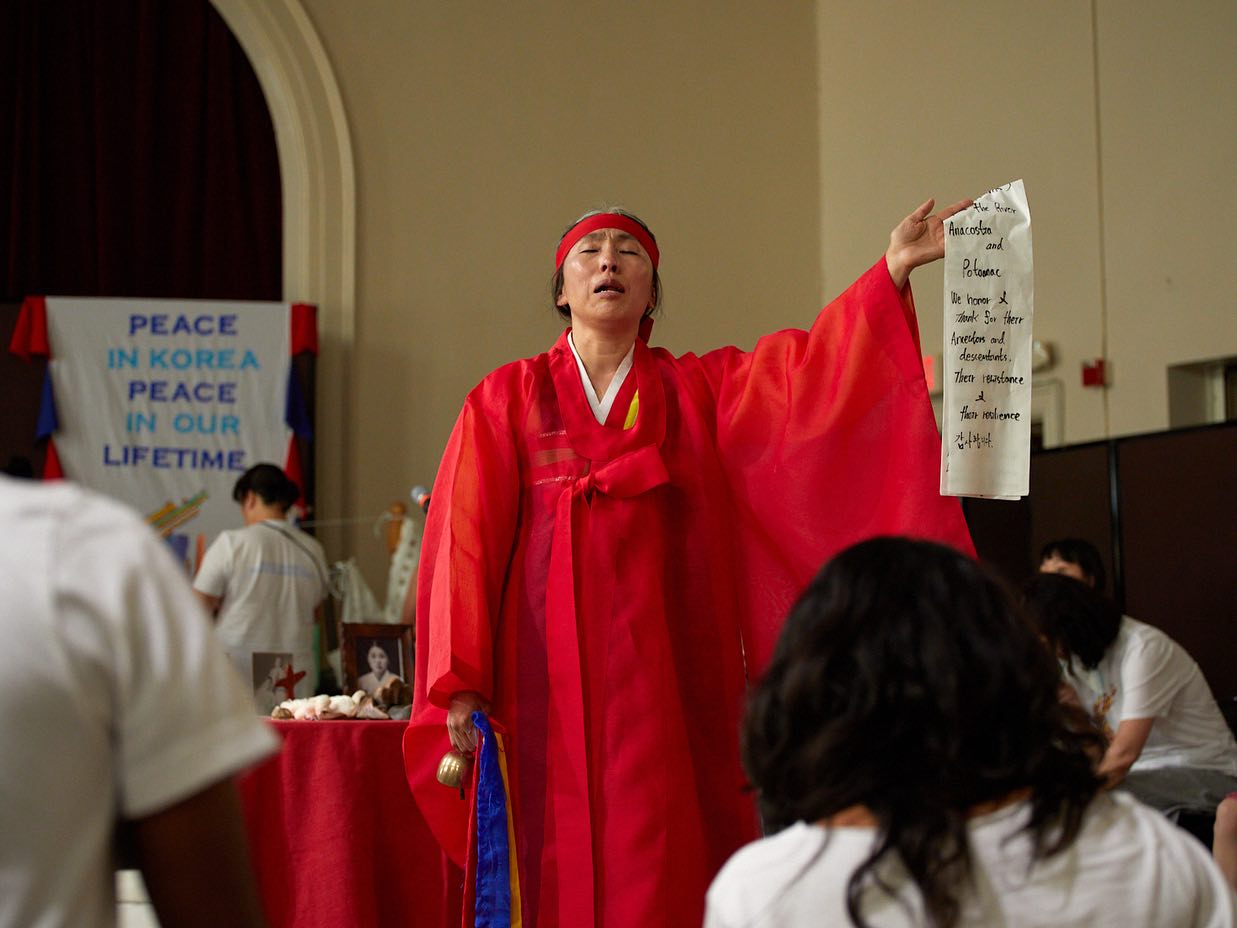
<box><xmin>404</xmin><ymin>381</ymin><xmax>521</xmax><ymax>869</ymax></box>
<box><xmin>697</xmin><ymin>257</ymin><xmax>974</xmax><ymax>676</ymax></box>
<box><xmin>417</xmin><ymin>388</ymin><xmax>521</xmax><ymax>709</ymax></box>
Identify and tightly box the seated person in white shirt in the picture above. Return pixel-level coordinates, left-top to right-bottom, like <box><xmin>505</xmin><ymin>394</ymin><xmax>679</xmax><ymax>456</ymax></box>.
<box><xmin>706</xmin><ymin>537</ymin><xmax>1234</xmax><ymax>928</ymax></box>
<box><xmin>1022</xmin><ymin>572</ymin><xmax>1237</xmax><ymax>818</ymax></box>
<box><xmin>0</xmin><ymin>475</ymin><xmax>278</xmax><ymax>928</ymax></box>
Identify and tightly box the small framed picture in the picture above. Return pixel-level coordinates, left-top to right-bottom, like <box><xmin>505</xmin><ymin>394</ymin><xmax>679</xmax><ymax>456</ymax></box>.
<box><xmin>251</xmin><ymin>650</ymin><xmax>298</xmax><ymax>713</ymax></box>
<box><xmin>341</xmin><ymin>622</ymin><xmax>413</xmax><ymax>695</ymax></box>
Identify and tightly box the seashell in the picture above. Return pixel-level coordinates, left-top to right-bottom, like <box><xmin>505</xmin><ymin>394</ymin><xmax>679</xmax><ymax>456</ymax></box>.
<box><xmin>327</xmin><ymin>695</ymin><xmax>357</xmax><ymax>717</ymax></box>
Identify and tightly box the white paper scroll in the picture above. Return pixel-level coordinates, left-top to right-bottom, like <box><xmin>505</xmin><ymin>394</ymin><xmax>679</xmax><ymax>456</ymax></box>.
<box><xmin>940</xmin><ymin>180</ymin><xmax>1033</xmax><ymax>499</ymax></box>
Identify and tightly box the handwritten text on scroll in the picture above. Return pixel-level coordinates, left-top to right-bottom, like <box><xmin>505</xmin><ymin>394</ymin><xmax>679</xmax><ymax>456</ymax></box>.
<box><xmin>941</xmin><ymin>180</ymin><xmax>1033</xmax><ymax>499</ymax></box>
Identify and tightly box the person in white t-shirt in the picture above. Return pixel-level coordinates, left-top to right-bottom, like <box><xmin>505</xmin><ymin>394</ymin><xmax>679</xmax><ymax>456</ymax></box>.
<box><xmin>0</xmin><ymin>475</ymin><xmax>278</xmax><ymax>928</ymax></box>
<box><xmin>194</xmin><ymin>463</ymin><xmax>329</xmax><ymax>704</ymax></box>
<box><xmin>706</xmin><ymin>537</ymin><xmax>1235</xmax><ymax>928</ymax></box>
<box><xmin>1023</xmin><ymin>572</ymin><xmax>1237</xmax><ymax>816</ymax></box>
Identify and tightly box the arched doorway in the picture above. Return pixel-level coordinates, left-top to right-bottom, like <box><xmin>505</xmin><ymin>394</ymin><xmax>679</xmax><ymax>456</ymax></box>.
<box><xmin>210</xmin><ymin>0</ymin><xmax>356</xmax><ymax>548</ymax></box>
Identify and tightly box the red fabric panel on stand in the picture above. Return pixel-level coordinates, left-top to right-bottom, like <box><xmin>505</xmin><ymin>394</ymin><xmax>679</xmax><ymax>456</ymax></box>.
<box><xmin>9</xmin><ymin>296</ymin><xmax>49</xmax><ymax>360</ymax></box>
<box><xmin>283</xmin><ymin>438</ymin><xmax>305</xmax><ymax>502</ymax></box>
<box><xmin>41</xmin><ymin>440</ymin><xmax>63</xmax><ymax>480</ymax></box>
<box><xmin>290</xmin><ymin>303</ymin><xmax>318</xmax><ymax>356</ymax></box>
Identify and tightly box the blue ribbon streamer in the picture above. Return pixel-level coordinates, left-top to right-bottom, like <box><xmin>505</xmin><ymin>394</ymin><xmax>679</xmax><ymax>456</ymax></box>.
<box><xmin>472</xmin><ymin>711</ymin><xmax>511</xmax><ymax>928</ymax></box>
<box><xmin>35</xmin><ymin>370</ymin><xmax>58</xmax><ymax>440</ymax></box>
<box><xmin>284</xmin><ymin>367</ymin><xmax>313</xmax><ymax>439</ymax></box>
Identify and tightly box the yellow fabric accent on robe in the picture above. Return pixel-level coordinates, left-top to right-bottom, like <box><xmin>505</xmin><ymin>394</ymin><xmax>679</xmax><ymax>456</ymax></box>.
<box><xmin>623</xmin><ymin>391</ymin><xmax>640</xmax><ymax>430</ymax></box>
<box><xmin>495</xmin><ymin>731</ymin><xmax>523</xmax><ymax>927</ymax></box>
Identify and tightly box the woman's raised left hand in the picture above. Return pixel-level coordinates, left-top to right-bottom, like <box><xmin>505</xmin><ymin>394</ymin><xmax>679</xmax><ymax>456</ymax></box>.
<box><xmin>884</xmin><ymin>197</ymin><xmax>974</xmax><ymax>289</ymax></box>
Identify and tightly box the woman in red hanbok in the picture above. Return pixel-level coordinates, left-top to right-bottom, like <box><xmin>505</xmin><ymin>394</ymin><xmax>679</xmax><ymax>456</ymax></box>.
<box><xmin>405</xmin><ymin>200</ymin><xmax>976</xmax><ymax>927</ymax></box>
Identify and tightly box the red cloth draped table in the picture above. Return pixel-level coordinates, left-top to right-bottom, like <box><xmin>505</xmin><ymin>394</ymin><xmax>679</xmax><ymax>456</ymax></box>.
<box><xmin>237</xmin><ymin>720</ymin><xmax>463</xmax><ymax>928</ymax></box>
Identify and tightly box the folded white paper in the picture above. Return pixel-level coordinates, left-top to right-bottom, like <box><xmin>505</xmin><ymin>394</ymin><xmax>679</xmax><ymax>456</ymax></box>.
<box><xmin>941</xmin><ymin>180</ymin><xmax>1033</xmax><ymax>499</ymax></box>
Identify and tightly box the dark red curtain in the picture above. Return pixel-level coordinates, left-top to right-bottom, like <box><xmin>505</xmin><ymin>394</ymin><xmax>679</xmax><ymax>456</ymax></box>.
<box><xmin>1</xmin><ymin>0</ymin><xmax>282</xmax><ymax>471</ymax></box>
<box><xmin>0</xmin><ymin>0</ymin><xmax>281</xmax><ymax>300</ymax></box>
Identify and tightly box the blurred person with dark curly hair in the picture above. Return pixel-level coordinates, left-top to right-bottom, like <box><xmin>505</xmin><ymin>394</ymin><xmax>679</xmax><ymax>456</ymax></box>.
<box><xmin>706</xmin><ymin>537</ymin><xmax>1235</xmax><ymax>928</ymax></box>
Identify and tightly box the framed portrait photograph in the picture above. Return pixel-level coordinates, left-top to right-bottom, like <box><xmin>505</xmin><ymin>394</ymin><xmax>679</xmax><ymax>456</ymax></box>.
<box><xmin>341</xmin><ymin>622</ymin><xmax>413</xmax><ymax>696</ymax></box>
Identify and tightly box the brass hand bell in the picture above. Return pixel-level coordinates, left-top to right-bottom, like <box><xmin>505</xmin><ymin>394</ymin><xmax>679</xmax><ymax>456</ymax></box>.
<box><xmin>436</xmin><ymin>750</ymin><xmax>473</xmax><ymax>790</ymax></box>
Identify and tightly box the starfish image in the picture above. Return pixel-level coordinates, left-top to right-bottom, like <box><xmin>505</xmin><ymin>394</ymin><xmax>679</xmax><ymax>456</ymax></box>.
<box><xmin>274</xmin><ymin>661</ymin><xmax>307</xmax><ymax>701</ymax></box>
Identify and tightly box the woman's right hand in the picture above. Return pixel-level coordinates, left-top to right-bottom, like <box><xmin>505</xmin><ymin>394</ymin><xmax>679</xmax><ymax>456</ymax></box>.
<box><xmin>446</xmin><ymin>690</ymin><xmax>488</xmax><ymax>753</ymax></box>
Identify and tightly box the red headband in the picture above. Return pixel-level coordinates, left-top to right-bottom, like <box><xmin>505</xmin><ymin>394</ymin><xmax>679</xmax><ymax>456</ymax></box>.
<box><xmin>554</xmin><ymin>213</ymin><xmax>659</xmax><ymax>271</ymax></box>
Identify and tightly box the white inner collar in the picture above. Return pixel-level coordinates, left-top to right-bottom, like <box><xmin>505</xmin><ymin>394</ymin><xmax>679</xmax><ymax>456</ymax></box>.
<box><xmin>567</xmin><ymin>332</ymin><xmax>634</xmax><ymax>425</ymax></box>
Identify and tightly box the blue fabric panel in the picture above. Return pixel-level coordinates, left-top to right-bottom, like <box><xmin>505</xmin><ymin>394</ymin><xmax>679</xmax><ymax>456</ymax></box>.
<box><xmin>35</xmin><ymin>369</ymin><xmax>58</xmax><ymax>440</ymax></box>
<box><xmin>284</xmin><ymin>367</ymin><xmax>313</xmax><ymax>439</ymax></box>
<box><xmin>472</xmin><ymin>711</ymin><xmax>511</xmax><ymax>928</ymax></box>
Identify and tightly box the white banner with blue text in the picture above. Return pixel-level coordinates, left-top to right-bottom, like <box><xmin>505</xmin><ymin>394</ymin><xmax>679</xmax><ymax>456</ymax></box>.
<box><xmin>43</xmin><ymin>298</ymin><xmax>293</xmax><ymax>571</ymax></box>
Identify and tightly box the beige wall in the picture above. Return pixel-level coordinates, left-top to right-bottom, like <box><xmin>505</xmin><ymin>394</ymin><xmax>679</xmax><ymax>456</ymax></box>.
<box><xmin>286</xmin><ymin>0</ymin><xmax>1233</xmax><ymax>584</ymax></box>
<box><xmin>1095</xmin><ymin>0</ymin><xmax>1237</xmax><ymax>435</ymax></box>
<box><xmin>817</xmin><ymin>1</ymin><xmax>1108</xmax><ymax>443</ymax></box>
<box><xmin>300</xmin><ymin>0</ymin><xmax>822</xmax><ymax>584</ymax></box>
<box><xmin>816</xmin><ymin>0</ymin><xmax>1236</xmax><ymax>445</ymax></box>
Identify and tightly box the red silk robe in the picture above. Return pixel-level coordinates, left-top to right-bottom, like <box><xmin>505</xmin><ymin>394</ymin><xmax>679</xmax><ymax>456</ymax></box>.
<box><xmin>403</xmin><ymin>259</ymin><xmax>975</xmax><ymax>927</ymax></box>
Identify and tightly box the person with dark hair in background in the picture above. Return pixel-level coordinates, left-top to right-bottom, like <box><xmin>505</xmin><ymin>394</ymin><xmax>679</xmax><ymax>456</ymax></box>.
<box><xmin>1022</xmin><ymin>572</ymin><xmax>1237</xmax><ymax>821</ymax></box>
<box><xmin>194</xmin><ymin>463</ymin><xmax>329</xmax><ymax>705</ymax></box>
<box><xmin>1038</xmin><ymin>536</ymin><xmax>1107</xmax><ymax>591</ymax></box>
<box><xmin>707</xmin><ymin>537</ymin><xmax>1234</xmax><ymax>928</ymax></box>
<box><xmin>0</xmin><ymin>474</ymin><xmax>277</xmax><ymax>927</ymax></box>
